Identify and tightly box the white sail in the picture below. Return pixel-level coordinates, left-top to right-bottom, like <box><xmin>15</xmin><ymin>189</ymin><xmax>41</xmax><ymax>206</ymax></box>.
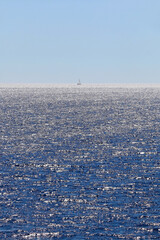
<box><xmin>77</xmin><ymin>79</ymin><xmax>81</xmax><ymax>85</ymax></box>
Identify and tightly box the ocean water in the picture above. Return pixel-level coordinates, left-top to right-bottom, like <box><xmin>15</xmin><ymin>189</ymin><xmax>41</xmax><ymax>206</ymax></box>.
<box><xmin>0</xmin><ymin>86</ymin><xmax>160</xmax><ymax>239</ymax></box>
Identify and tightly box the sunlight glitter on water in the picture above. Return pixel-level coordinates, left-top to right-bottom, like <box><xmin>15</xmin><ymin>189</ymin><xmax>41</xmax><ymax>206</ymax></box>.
<box><xmin>0</xmin><ymin>87</ymin><xmax>160</xmax><ymax>239</ymax></box>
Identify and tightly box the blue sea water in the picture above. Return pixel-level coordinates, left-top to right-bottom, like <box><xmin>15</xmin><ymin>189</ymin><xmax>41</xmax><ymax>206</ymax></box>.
<box><xmin>0</xmin><ymin>87</ymin><xmax>160</xmax><ymax>239</ymax></box>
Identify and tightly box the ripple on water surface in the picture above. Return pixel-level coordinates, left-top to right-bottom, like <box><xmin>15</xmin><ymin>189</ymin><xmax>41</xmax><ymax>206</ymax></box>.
<box><xmin>0</xmin><ymin>87</ymin><xmax>160</xmax><ymax>239</ymax></box>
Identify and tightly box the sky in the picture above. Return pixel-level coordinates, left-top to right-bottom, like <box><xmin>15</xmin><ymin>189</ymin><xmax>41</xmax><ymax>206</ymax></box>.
<box><xmin>1</xmin><ymin>0</ymin><xmax>160</xmax><ymax>85</ymax></box>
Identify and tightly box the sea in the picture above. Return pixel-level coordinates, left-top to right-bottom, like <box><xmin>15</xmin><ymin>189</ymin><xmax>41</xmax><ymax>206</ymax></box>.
<box><xmin>0</xmin><ymin>85</ymin><xmax>160</xmax><ymax>239</ymax></box>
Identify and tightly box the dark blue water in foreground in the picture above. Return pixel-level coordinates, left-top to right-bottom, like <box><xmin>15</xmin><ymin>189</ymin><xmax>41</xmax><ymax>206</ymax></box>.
<box><xmin>0</xmin><ymin>87</ymin><xmax>160</xmax><ymax>239</ymax></box>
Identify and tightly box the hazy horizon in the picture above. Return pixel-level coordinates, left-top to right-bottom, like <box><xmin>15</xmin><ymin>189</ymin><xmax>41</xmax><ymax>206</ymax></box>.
<box><xmin>1</xmin><ymin>83</ymin><xmax>160</xmax><ymax>90</ymax></box>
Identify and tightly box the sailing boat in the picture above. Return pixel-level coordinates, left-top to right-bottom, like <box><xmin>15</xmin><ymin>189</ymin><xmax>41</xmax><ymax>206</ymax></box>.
<box><xmin>77</xmin><ymin>79</ymin><xmax>81</xmax><ymax>85</ymax></box>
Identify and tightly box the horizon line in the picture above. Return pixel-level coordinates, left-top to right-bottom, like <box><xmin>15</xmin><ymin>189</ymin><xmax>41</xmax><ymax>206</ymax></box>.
<box><xmin>0</xmin><ymin>83</ymin><xmax>160</xmax><ymax>89</ymax></box>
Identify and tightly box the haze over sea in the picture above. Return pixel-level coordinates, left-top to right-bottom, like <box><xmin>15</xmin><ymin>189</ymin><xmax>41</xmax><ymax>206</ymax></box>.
<box><xmin>0</xmin><ymin>85</ymin><xmax>160</xmax><ymax>239</ymax></box>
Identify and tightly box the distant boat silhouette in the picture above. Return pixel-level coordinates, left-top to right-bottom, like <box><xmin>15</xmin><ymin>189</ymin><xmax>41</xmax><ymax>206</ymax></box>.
<box><xmin>77</xmin><ymin>79</ymin><xmax>81</xmax><ymax>85</ymax></box>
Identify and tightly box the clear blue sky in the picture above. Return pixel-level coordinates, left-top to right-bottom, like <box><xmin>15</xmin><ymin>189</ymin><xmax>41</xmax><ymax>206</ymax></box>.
<box><xmin>1</xmin><ymin>0</ymin><xmax>160</xmax><ymax>84</ymax></box>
